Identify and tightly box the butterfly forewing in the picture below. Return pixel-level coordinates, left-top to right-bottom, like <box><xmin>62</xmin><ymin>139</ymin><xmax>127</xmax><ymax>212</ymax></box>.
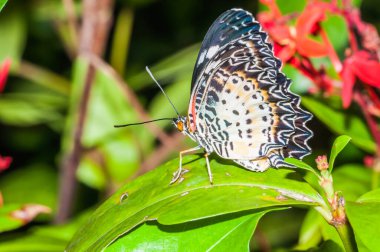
<box><xmin>191</xmin><ymin>9</ymin><xmax>263</xmax><ymax>91</ymax></box>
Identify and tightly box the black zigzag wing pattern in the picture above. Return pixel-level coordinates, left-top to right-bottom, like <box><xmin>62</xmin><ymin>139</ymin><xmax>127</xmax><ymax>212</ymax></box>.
<box><xmin>189</xmin><ymin>9</ymin><xmax>313</xmax><ymax>169</ymax></box>
<box><xmin>191</xmin><ymin>8</ymin><xmax>261</xmax><ymax>91</ymax></box>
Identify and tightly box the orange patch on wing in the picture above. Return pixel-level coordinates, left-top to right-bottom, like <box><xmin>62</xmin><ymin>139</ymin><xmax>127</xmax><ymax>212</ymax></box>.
<box><xmin>234</xmin><ymin>71</ymin><xmax>259</xmax><ymax>89</ymax></box>
<box><xmin>214</xmin><ymin>74</ymin><xmax>226</xmax><ymax>84</ymax></box>
<box><xmin>190</xmin><ymin>97</ymin><xmax>197</xmax><ymax>132</ymax></box>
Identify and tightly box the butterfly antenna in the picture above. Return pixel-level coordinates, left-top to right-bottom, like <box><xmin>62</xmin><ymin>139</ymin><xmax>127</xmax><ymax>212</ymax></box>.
<box><xmin>114</xmin><ymin>118</ymin><xmax>175</xmax><ymax>128</ymax></box>
<box><xmin>145</xmin><ymin>66</ymin><xmax>180</xmax><ymax>117</ymax></box>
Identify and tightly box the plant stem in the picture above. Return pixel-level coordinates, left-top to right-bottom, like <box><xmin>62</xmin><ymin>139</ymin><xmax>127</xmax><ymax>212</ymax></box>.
<box><xmin>354</xmin><ymin>92</ymin><xmax>380</xmax><ymax>154</ymax></box>
<box><xmin>335</xmin><ymin>222</ymin><xmax>357</xmax><ymax>252</ymax></box>
<box><xmin>110</xmin><ymin>7</ymin><xmax>134</xmax><ymax>75</ymax></box>
<box><xmin>55</xmin><ymin>0</ymin><xmax>114</xmax><ymax>223</ymax></box>
<box><xmin>56</xmin><ymin>62</ymin><xmax>95</xmax><ymax>223</ymax></box>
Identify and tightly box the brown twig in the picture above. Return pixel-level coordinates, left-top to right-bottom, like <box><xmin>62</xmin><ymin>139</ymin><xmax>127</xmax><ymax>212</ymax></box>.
<box><xmin>56</xmin><ymin>0</ymin><xmax>114</xmax><ymax>223</ymax></box>
<box><xmin>79</xmin><ymin>0</ymin><xmax>114</xmax><ymax>56</ymax></box>
<box><xmin>254</xmin><ymin>228</ymin><xmax>271</xmax><ymax>252</ymax></box>
<box><xmin>56</xmin><ymin>64</ymin><xmax>95</xmax><ymax>223</ymax></box>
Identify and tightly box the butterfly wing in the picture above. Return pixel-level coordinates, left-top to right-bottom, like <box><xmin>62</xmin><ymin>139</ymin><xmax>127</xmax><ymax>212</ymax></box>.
<box><xmin>188</xmin><ymin>9</ymin><xmax>312</xmax><ymax>171</ymax></box>
<box><xmin>191</xmin><ymin>9</ymin><xmax>262</xmax><ymax>91</ymax></box>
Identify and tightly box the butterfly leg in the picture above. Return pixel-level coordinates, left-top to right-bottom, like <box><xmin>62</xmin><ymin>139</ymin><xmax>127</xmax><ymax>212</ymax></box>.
<box><xmin>204</xmin><ymin>152</ymin><xmax>213</xmax><ymax>184</ymax></box>
<box><xmin>170</xmin><ymin>146</ymin><xmax>202</xmax><ymax>184</ymax></box>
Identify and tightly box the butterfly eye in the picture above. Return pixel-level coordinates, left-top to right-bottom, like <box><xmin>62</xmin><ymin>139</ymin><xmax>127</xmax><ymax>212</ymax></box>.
<box><xmin>177</xmin><ymin>121</ymin><xmax>184</xmax><ymax>132</ymax></box>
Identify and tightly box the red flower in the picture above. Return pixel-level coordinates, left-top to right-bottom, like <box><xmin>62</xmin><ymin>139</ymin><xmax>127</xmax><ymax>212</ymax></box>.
<box><xmin>295</xmin><ymin>2</ymin><xmax>332</xmax><ymax>58</ymax></box>
<box><xmin>341</xmin><ymin>50</ymin><xmax>380</xmax><ymax>108</ymax></box>
<box><xmin>0</xmin><ymin>59</ymin><xmax>12</xmax><ymax>173</ymax></box>
<box><xmin>0</xmin><ymin>155</ymin><xmax>12</xmax><ymax>172</ymax></box>
<box><xmin>0</xmin><ymin>58</ymin><xmax>11</xmax><ymax>93</ymax></box>
<box><xmin>258</xmin><ymin>1</ymin><xmax>334</xmax><ymax>62</ymax></box>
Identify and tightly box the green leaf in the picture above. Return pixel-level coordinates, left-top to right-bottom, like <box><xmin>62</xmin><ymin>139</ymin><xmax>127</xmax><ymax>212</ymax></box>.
<box><xmin>339</xmin><ymin>0</ymin><xmax>361</xmax><ymax>8</ymax></box>
<box><xmin>77</xmin><ymin>157</ymin><xmax>107</xmax><ymax>190</ymax></box>
<box><xmin>82</xmin><ymin>61</ymin><xmax>140</xmax><ymax>147</ymax></box>
<box><xmin>149</xmin><ymin>74</ymin><xmax>192</xmax><ymax>122</ymax></box>
<box><xmin>0</xmin><ymin>164</ymin><xmax>58</xmax><ymax>214</ymax></box>
<box><xmin>321</xmin><ymin>14</ymin><xmax>349</xmax><ymax>57</ymax></box>
<box><xmin>296</xmin><ymin>209</ymin><xmax>323</xmax><ymax>250</ymax></box>
<box><xmin>333</xmin><ymin>164</ymin><xmax>371</xmax><ymax>201</ymax></box>
<box><xmin>285</xmin><ymin>157</ymin><xmax>320</xmax><ymax>178</ymax></box>
<box><xmin>296</xmin><ymin>208</ymin><xmax>345</xmax><ymax>251</ymax></box>
<box><xmin>356</xmin><ymin>188</ymin><xmax>380</xmax><ymax>202</ymax></box>
<box><xmin>67</xmin><ymin>155</ymin><xmax>324</xmax><ymax>251</ymax></box>
<box><xmin>346</xmin><ymin>189</ymin><xmax>380</xmax><ymax>252</ymax></box>
<box><xmin>253</xmin><ymin>208</ymin><xmax>305</xmax><ymax>249</ymax></box>
<box><xmin>0</xmin><ymin>0</ymin><xmax>7</xmax><ymax>12</ymax></box>
<box><xmin>276</xmin><ymin>0</ymin><xmax>306</xmax><ymax>15</ymax></box>
<box><xmin>101</xmin><ymin>136</ymin><xmax>140</xmax><ymax>184</ymax></box>
<box><xmin>0</xmin><ymin>7</ymin><xmax>26</xmax><ymax>64</ymax></box>
<box><xmin>80</xmin><ymin>58</ymin><xmax>154</xmax><ymax>149</ymax></box>
<box><xmin>65</xmin><ymin>58</ymin><xmax>150</xmax><ymax>186</ymax></box>
<box><xmin>328</xmin><ymin>135</ymin><xmax>351</xmax><ymax>172</ymax></box>
<box><xmin>302</xmin><ymin>96</ymin><xmax>375</xmax><ymax>153</ymax></box>
<box><xmin>127</xmin><ymin>44</ymin><xmax>198</xmax><ymax>90</ymax></box>
<box><xmin>283</xmin><ymin>64</ymin><xmax>314</xmax><ymax>94</ymax></box>
<box><xmin>110</xmin><ymin>7</ymin><xmax>134</xmax><ymax>75</ymax></box>
<box><xmin>0</xmin><ymin>92</ymin><xmax>66</xmax><ymax>129</ymax></box>
<box><xmin>352</xmin><ymin>0</ymin><xmax>361</xmax><ymax>7</ymax></box>
<box><xmin>0</xmin><ymin>234</ymin><xmax>66</xmax><ymax>252</ymax></box>
<box><xmin>107</xmin><ymin>209</ymin><xmax>281</xmax><ymax>251</ymax></box>
<box><xmin>0</xmin><ymin>204</ymin><xmax>24</xmax><ymax>232</ymax></box>
<box><xmin>310</xmin><ymin>56</ymin><xmax>340</xmax><ymax>80</ymax></box>
<box><xmin>0</xmin><ymin>210</ymin><xmax>91</xmax><ymax>251</ymax></box>
<box><xmin>313</xmin><ymin>240</ymin><xmax>345</xmax><ymax>252</ymax></box>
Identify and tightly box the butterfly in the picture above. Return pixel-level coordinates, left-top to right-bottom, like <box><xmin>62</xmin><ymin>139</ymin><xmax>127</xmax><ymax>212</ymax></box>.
<box><xmin>169</xmin><ymin>8</ymin><xmax>313</xmax><ymax>184</ymax></box>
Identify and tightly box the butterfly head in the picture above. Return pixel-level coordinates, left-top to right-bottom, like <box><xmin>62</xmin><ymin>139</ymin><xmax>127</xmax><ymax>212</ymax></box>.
<box><xmin>173</xmin><ymin>116</ymin><xmax>195</xmax><ymax>135</ymax></box>
<box><xmin>173</xmin><ymin>116</ymin><xmax>187</xmax><ymax>133</ymax></box>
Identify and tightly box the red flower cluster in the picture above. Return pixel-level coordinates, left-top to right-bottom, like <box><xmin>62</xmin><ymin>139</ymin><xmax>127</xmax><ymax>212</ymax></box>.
<box><xmin>0</xmin><ymin>58</ymin><xmax>12</xmax><ymax>172</ymax></box>
<box><xmin>258</xmin><ymin>0</ymin><xmax>338</xmax><ymax>94</ymax></box>
<box><xmin>258</xmin><ymin>0</ymin><xmax>380</xmax><ymax>109</ymax></box>
<box><xmin>0</xmin><ymin>58</ymin><xmax>11</xmax><ymax>93</ymax></box>
<box><xmin>0</xmin><ymin>155</ymin><xmax>12</xmax><ymax>172</ymax></box>
<box><xmin>342</xmin><ymin>51</ymin><xmax>380</xmax><ymax>108</ymax></box>
<box><xmin>259</xmin><ymin>0</ymin><xmax>332</xmax><ymax>61</ymax></box>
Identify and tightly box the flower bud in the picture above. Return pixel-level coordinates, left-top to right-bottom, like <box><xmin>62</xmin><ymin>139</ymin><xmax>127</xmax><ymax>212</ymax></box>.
<box><xmin>315</xmin><ymin>155</ymin><xmax>329</xmax><ymax>171</ymax></box>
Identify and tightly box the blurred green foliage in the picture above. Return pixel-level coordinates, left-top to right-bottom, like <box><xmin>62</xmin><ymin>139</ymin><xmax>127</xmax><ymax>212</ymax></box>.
<box><xmin>0</xmin><ymin>0</ymin><xmax>380</xmax><ymax>251</ymax></box>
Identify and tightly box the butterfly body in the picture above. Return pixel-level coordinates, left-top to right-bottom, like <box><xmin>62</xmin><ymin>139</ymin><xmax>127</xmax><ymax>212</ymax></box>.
<box><xmin>171</xmin><ymin>8</ymin><xmax>313</xmax><ymax>183</ymax></box>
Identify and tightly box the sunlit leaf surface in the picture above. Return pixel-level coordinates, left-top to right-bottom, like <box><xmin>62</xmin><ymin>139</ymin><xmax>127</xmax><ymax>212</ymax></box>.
<box><xmin>67</xmin><ymin>155</ymin><xmax>323</xmax><ymax>251</ymax></box>
<box><xmin>106</xmin><ymin>209</ymin><xmax>282</xmax><ymax>251</ymax></box>
<box><xmin>346</xmin><ymin>189</ymin><xmax>380</xmax><ymax>252</ymax></box>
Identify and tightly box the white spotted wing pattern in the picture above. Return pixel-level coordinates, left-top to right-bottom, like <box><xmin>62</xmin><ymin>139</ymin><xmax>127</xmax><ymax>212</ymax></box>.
<box><xmin>172</xmin><ymin>8</ymin><xmax>313</xmax><ymax>183</ymax></box>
